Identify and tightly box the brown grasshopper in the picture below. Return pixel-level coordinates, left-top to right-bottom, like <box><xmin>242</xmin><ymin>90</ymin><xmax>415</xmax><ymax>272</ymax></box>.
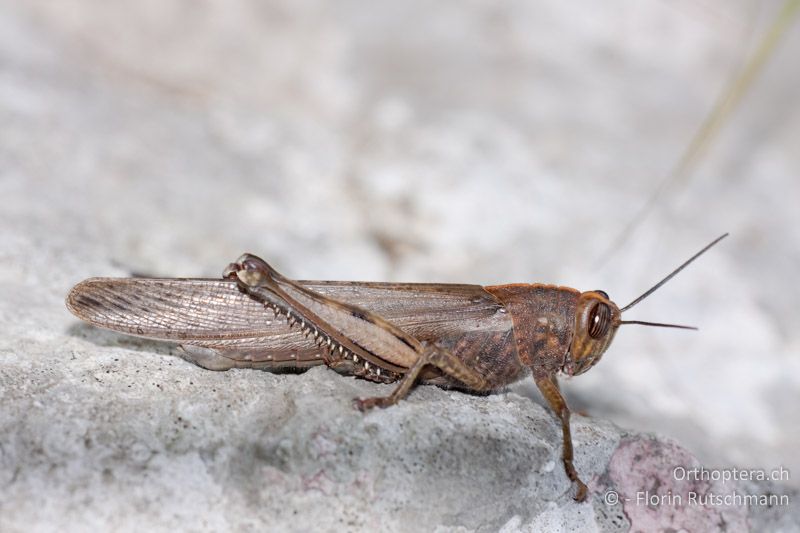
<box><xmin>66</xmin><ymin>234</ymin><xmax>727</xmax><ymax>501</ymax></box>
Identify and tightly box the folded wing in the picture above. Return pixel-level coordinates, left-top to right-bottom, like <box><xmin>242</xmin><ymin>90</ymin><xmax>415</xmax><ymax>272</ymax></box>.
<box><xmin>66</xmin><ymin>278</ymin><xmax>509</xmax><ymax>366</ymax></box>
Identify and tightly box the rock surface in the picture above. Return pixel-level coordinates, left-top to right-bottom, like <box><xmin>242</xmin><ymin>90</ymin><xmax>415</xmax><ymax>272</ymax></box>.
<box><xmin>1</xmin><ymin>0</ymin><xmax>799</xmax><ymax>531</ymax></box>
<box><xmin>1</xmin><ymin>340</ymin><xmax>794</xmax><ymax>532</ymax></box>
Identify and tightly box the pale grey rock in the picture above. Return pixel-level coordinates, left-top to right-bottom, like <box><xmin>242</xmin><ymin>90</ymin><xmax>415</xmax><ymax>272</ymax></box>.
<box><xmin>2</xmin><ymin>331</ymin><xmax>796</xmax><ymax>531</ymax></box>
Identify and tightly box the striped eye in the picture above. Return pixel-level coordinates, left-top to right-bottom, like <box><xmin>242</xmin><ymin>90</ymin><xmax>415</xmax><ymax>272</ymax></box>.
<box><xmin>588</xmin><ymin>302</ymin><xmax>611</xmax><ymax>339</ymax></box>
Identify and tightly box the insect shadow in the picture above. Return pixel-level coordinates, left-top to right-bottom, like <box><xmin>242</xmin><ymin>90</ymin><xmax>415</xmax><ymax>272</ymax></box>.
<box><xmin>67</xmin><ymin>322</ymin><xmax>179</xmax><ymax>356</ymax></box>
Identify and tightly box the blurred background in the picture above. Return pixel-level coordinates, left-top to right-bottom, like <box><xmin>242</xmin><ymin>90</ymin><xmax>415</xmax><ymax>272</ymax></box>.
<box><xmin>2</xmin><ymin>0</ymin><xmax>798</xmax><ymax>498</ymax></box>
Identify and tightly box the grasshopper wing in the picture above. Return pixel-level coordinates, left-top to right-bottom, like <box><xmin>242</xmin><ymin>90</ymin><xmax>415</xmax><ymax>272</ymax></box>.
<box><xmin>67</xmin><ymin>278</ymin><xmax>512</xmax><ymax>370</ymax></box>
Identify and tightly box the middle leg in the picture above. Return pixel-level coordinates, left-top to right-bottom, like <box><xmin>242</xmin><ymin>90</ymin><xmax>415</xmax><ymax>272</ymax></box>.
<box><xmin>353</xmin><ymin>344</ymin><xmax>489</xmax><ymax>411</ymax></box>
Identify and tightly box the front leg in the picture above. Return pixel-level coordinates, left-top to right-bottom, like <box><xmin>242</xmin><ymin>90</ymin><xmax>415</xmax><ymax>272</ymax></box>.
<box><xmin>535</xmin><ymin>373</ymin><xmax>588</xmax><ymax>502</ymax></box>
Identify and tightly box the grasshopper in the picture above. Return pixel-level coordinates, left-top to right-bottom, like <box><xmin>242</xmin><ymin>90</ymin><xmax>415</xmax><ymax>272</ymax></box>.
<box><xmin>66</xmin><ymin>234</ymin><xmax>727</xmax><ymax>501</ymax></box>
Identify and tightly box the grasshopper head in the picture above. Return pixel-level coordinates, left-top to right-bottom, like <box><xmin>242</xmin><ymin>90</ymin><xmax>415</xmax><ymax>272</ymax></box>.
<box><xmin>560</xmin><ymin>234</ymin><xmax>728</xmax><ymax>376</ymax></box>
<box><xmin>564</xmin><ymin>291</ymin><xmax>621</xmax><ymax>376</ymax></box>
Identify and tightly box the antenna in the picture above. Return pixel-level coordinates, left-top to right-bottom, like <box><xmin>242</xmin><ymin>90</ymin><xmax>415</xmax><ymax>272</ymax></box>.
<box><xmin>619</xmin><ymin>320</ymin><xmax>697</xmax><ymax>330</ymax></box>
<box><xmin>620</xmin><ymin>233</ymin><xmax>728</xmax><ymax>313</ymax></box>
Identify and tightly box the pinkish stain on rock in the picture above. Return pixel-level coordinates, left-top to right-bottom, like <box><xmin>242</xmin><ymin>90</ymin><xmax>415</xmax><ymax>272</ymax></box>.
<box><xmin>599</xmin><ymin>436</ymin><xmax>748</xmax><ymax>532</ymax></box>
<box><xmin>301</xmin><ymin>469</ymin><xmax>334</xmax><ymax>495</ymax></box>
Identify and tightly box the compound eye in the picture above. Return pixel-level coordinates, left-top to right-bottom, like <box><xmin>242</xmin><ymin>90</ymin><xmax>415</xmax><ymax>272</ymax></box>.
<box><xmin>588</xmin><ymin>302</ymin><xmax>611</xmax><ymax>339</ymax></box>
